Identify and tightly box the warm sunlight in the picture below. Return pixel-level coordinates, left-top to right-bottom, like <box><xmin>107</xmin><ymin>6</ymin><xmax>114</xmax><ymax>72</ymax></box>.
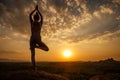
<box><xmin>63</xmin><ymin>50</ymin><xmax>72</xmax><ymax>58</ymax></box>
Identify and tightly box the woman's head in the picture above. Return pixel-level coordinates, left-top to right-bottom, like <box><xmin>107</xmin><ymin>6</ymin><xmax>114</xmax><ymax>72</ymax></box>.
<box><xmin>34</xmin><ymin>12</ymin><xmax>39</xmax><ymax>21</ymax></box>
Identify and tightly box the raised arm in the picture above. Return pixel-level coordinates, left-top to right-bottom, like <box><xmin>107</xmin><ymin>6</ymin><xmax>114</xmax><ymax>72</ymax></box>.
<box><xmin>36</xmin><ymin>5</ymin><xmax>43</xmax><ymax>25</ymax></box>
<box><xmin>29</xmin><ymin>9</ymin><xmax>36</xmax><ymax>24</ymax></box>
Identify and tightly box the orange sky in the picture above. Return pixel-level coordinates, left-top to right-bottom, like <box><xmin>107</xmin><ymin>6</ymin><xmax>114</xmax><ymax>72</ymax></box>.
<box><xmin>0</xmin><ymin>0</ymin><xmax>120</xmax><ymax>62</ymax></box>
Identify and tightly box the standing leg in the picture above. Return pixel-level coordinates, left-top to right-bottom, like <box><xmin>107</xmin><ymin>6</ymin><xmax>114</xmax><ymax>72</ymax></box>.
<box><xmin>30</xmin><ymin>37</ymin><xmax>36</xmax><ymax>70</ymax></box>
<box><xmin>30</xmin><ymin>48</ymin><xmax>36</xmax><ymax>70</ymax></box>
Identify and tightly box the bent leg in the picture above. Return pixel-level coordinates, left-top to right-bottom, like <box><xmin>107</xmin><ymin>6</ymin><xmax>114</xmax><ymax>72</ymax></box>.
<box><xmin>37</xmin><ymin>41</ymin><xmax>49</xmax><ymax>51</ymax></box>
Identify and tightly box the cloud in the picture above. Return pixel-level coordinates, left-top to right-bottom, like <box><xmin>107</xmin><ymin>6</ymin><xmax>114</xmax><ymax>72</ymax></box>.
<box><xmin>98</xmin><ymin>30</ymin><xmax>120</xmax><ymax>42</ymax></box>
<box><xmin>0</xmin><ymin>0</ymin><xmax>34</xmax><ymax>34</ymax></box>
<box><xmin>0</xmin><ymin>50</ymin><xmax>21</xmax><ymax>54</ymax></box>
<box><xmin>112</xmin><ymin>0</ymin><xmax>120</xmax><ymax>4</ymax></box>
<box><xmin>0</xmin><ymin>24</ymin><xmax>28</xmax><ymax>41</ymax></box>
<box><xmin>100</xmin><ymin>6</ymin><xmax>114</xmax><ymax>14</ymax></box>
<box><xmin>0</xmin><ymin>0</ymin><xmax>120</xmax><ymax>45</ymax></box>
<box><xmin>93</xmin><ymin>6</ymin><xmax>114</xmax><ymax>19</ymax></box>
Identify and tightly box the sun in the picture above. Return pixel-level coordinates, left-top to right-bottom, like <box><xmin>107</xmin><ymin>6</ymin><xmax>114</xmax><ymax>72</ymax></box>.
<box><xmin>63</xmin><ymin>50</ymin><xmax>71</xmax><ymax>58</ymax></box>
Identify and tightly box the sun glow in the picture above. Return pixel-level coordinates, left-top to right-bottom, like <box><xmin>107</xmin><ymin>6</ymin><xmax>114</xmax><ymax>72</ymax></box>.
<box><xmin>63</xmin><ymin>50</ymin><xmax>71</xmax><ymax>58</ymax></box>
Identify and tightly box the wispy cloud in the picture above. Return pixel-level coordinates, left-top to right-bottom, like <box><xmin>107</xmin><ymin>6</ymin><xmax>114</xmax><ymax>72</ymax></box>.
<box><xmin>0</xmin><ymin>50</ymin><xmax>21</xmax><ymax>54</ymax></box>
<box><xmin>0</xmin><ymin>0</ymin><xmax>120</xmax><ymax>45</ymax></box>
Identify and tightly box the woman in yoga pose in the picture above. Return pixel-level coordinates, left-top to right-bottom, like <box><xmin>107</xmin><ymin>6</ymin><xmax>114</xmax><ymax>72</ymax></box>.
<box><xmin>29</xmin><ymin>5</ymin><xmax>49</xmax><ymax>70</ymax></box>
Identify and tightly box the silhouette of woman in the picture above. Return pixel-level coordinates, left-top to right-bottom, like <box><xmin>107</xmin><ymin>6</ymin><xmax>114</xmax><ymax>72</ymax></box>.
<box><xmin>29</xmin><ymin>5</ymin><xmax>49</xmax><ymax>70</ymax></box>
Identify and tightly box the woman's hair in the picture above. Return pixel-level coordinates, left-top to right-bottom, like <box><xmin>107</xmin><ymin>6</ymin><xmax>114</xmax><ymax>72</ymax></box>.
<box><xmin>34</xmin><ymin>12</ymin><xmax>39</xmax><ymax>21</ymax></box>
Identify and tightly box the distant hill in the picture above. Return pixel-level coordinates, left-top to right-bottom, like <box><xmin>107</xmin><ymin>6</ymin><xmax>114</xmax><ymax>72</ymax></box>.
<box><xmin>0</xmin><ymin>58</ymin><xmax>20</xmax><ymax>62</ymax></box>
<box><xmin>98</xmin><ymin>58</ymin><xmax>119</xmax><ymax>63</ymax></box>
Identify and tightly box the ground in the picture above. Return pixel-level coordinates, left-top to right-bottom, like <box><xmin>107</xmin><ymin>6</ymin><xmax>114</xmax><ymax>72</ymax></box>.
<box><xmin>0</xmin><ymin>59</ymin><xmax>120</xmax><ymax>80</ymax></box>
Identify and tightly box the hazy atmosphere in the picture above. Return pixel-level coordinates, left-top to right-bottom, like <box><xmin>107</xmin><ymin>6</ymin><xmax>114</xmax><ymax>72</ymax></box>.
<box><xmin>0</xmin><ymin>0</ymin><xmax>120</xmax><ymax>61</ymax></box>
